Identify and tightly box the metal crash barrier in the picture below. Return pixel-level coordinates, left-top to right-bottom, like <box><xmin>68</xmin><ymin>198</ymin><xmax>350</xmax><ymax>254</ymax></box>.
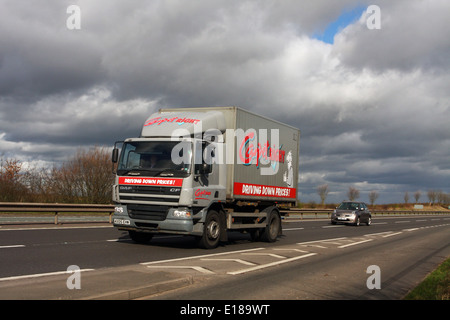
<box><xmin>0</xmin><ymin>202</ymin><xmax>115</xmax><ymax>225</ymax></box>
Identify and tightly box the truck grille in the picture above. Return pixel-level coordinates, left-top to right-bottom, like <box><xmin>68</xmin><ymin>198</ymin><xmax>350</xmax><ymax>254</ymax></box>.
<box><xmin>119</xmin><ymin>185</ymin><xmax>181</xmax><ymax>195</ymax></box>
<box><xmin>127</xmin><ymin>204</ymin><xmax>169</xmax><ymax>221</ymax></box>
<box><xmin>119</xmin><ymin>185</ymin><xmax>180</xmax><ymax>205</ymax></box>
<box><xmin>120</xmin><ymin>195</ymin><xmax>178</xmax><ymax>203</ymax></box>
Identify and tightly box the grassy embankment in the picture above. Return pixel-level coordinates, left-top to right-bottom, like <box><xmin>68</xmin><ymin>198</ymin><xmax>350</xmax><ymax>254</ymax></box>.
<box><xmin>404</xmin><ymin>257</ymin><xmax>450</xmax><ymax>300</ymax></box>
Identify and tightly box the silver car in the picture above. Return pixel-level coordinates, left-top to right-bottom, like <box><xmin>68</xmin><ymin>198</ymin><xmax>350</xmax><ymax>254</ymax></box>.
<box><xmin>331</xmin><ymin>201</ymin><xmax>372</xmax><ymax>226</ymax></box>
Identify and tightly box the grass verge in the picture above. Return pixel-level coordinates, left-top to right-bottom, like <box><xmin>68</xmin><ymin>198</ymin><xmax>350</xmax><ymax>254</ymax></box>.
<box><xmin>404</xmin><ymin>257</ymin><xmax>450</xmax><ymax>300</ymax></box>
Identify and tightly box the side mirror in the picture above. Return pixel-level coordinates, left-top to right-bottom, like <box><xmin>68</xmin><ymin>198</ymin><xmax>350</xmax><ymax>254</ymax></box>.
<box><xmin>195</xmin><ymin>163</ymin><xmax>212</xmax><ymax>175</ymax></box>
<box><xmin>112</xmin><ymin>148</ymin><xmax>119</xmax><ymax>163</ymax></box>
<box><xmin>201</xmin><ymin>163</ymin><xmax>212</xmax><ymax>174</ymax></box>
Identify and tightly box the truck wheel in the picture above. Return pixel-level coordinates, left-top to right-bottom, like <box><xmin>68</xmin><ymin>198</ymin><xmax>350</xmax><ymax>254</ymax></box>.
<box><xmin>129</xmin><ymin>231</ymin><xmax>153</xmax><ymax>243</ymax></box>
<box><xmin>260</xmin><ymin>210</ymin><xmax>281</xmax><ymax>243</ymax></box>
<box><xmin>198</xmin><ymin>210</ymin><xmax>221</xmax><ymax>249</ymax></box>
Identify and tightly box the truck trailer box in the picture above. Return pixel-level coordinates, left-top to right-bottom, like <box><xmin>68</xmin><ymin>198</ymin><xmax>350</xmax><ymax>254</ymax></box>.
<box><xmin>155</xmin><ymin>106</ymin><xmax>300</xmax><ymax>204</ymax></box>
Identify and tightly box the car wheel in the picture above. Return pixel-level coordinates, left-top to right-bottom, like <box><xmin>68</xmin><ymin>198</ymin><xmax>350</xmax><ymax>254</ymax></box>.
<box><xmin>366</xmin><ymin>216</ymin><xmax>372</xmax><ymax>226</ymax></box>
<box><xmin>354</xmin><ymin>217</ymin><xmax>360</xmax><ymax>226</ymax></box>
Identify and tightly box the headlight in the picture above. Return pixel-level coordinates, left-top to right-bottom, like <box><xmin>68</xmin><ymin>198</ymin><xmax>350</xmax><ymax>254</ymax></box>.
<box><xmin>115</xmin><ymin>206</ymin><xmax>124</xmax><ymax>214</ymax></box>
<box><xmin>173</xmin><ymin>209</ymin><xmax>192</xmax><ymax>218</ymax></box>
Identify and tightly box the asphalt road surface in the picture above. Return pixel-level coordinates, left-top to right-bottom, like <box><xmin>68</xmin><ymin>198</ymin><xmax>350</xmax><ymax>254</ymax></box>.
<box><xmin>1</xmin><ymin>215</ymin><xmax>449</xmax><ymax>300</ymax></box>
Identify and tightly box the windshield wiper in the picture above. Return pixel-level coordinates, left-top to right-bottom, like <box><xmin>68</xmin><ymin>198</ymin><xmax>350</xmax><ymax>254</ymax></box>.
<box><xmin>153</xmin><ymin>168</ymin><xmax>176</xmax><ymax>176</ymax></box>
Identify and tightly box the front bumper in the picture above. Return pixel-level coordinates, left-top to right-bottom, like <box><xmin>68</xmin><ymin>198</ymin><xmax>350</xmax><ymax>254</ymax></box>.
<box><xmin>112</xmin><ymin>204</ymin><xmax>204</xmax><ymax>236</ymax></box>
<box><xmin>331</xmin><ymin>213</ymin><xmax>357</xmax><ymax>224</ymax></box>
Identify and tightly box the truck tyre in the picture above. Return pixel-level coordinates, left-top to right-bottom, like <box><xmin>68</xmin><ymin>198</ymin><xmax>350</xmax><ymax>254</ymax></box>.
<box><xmin>260</xmin><ymin>210</ymin><xmax>281</xmax><ymax>243</ymax></box>
<box><xmin>129</xmin><ymin>231</ymin><xmax>153</xmax><ymax>243</ymax></box>
<box><xmin>198</xmin><ymin>210</ymin><xmax>222</xmax><ymax>249</ymax></box>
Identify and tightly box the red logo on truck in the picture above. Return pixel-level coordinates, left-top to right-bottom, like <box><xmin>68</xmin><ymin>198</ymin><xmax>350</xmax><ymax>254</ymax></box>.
<box><xmin>238</xmin><ymin>132</ymin><xmax>285</xmax><ymax>168</ymax></box>
<box><xmin>195</xmin><ymin>189</ymin><xmax>212</xmax><ymax>200</ymax></box>
<box><xmin>144</xmin><ymin>116</ymin><xmax>201</xmax><ymax>126</ymax></box>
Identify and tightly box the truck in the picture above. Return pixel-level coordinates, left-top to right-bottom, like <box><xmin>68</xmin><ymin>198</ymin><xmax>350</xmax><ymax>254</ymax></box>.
<box><xmin>111</xmin><ymin>106</ymin><xmax>300</xmax><ymax>248</ymax></box>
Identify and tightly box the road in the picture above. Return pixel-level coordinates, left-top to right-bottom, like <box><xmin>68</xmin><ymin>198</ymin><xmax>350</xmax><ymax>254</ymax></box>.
<box><xmin>0</xmin><ymin>215</ymin><xmax>449</xmax><ymax>300</ymax></box>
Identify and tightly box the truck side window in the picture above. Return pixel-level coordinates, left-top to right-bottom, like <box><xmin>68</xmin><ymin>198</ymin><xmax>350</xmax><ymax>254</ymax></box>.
<box><xmin>195</xmin><ymin>141</ymin><xmax>213</xmax><ymax>174</ymax></box>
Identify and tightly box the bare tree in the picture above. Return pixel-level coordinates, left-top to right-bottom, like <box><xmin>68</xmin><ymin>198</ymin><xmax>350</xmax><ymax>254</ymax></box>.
<box><xmin>437</xmin><ymin>190</ymin><xmax>446</xmax><ymax>205</ymax></box>
<box><xmin>427</xmin><ymin>189</ymin><xmax>437</xmax><ymax>205</ymax></box>
<box><xmin>0</xmin><ymin>157</ymin><xmax>29</xmax><ymax>202</ymax></box>
<box><xmin>369</xmin><ymin>190</ymin><xmax>379</xmax><ymax>206</ymax></box>
<box><xmin>347</xmin><ymin>186</ymin><xmax>360</xmax><ymax>201</ymax></box>
<box><xmin>404</xmin><ymin>191</ymin><xmax>409</xmax><ymax>204</ymax></box>
<box><xmin>317</xmin><ymin>184</ymin><xmax>329</xmax><ymax>206</ymax></box>
<box><xmin>414</xmin><ymin>190</ymin><xmax>421</xmax><ymax>203</ymax></box>
<box><xmin>47</xmin><ymin>147</ymin><xmax>114</xmax><ymax>203</ymax></box>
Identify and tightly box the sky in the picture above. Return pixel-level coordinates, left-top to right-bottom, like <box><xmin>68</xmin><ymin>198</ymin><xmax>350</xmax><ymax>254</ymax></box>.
<box><xmin>0</xmin><ymin>0</ymin><xmax>449</xmax><ymax>204</ymax></box>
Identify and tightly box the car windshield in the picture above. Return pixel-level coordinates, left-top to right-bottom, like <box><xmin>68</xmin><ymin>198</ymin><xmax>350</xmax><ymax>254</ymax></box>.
<box><xmin>117</xmin><ymin>141</ymin><xmax>192</xmax><ymax>177</ymax></box>
<box><xmin>338</xmin><ymin>202</ymin><xmax>361</xmax><ymax>210</ymax></box>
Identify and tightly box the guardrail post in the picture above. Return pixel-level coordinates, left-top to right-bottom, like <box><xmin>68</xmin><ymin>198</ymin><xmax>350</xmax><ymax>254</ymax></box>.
<box><xmin>54</xmin><ymin>212</ymin><xmax>58</xmax><ymax>225</ymax></box>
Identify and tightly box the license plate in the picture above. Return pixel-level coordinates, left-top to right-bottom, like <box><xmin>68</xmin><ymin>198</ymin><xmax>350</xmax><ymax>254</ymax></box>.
<box><xmin>114</xmin><ymin>218</ymin><xmax>130</xmax><ymax>225</ymax></box>
<box><xmin>338</xmin><ymin>217</ymin><xmax>347</xmax><ymax>220</ymax></box>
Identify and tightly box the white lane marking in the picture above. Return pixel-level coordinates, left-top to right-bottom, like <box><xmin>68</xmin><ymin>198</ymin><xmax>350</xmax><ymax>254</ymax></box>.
<box><xmin>0</xmin><ymin>225</ymin><xmax>112</xmax><ymax>231</ymax></box>
<box><xmin>382</xmin><ymin>232</ymin><xmax>403</xmax><ymax>238</ymax></box>
<box><xmin>140</xmin><ymin>248</ymin><xmax>264</xmax><ymax>265</ymax></box>
<box><xmin>0</xmin><ymin>269</ymin><xmax>95</xmax><ymax>282</ymax></box>
<box><xmin>227</xmin><ymin>253</ymin><xmax>318</xmax><ymax>275</ymax></box>
<box><xmin>274</xmin><ymin>248</ymin><xmax>309</xmax><ymax>253</ymax></box>
<box><xmin>297</xmin><ymin>237</ymin><xmax>347</xmax><ymax>245</ymax></box>
<box><xmin>146</xmin><ymin>265</ymin><xmax>215</xmax><ymax>275</ymax></box>
<box><xmin>242</xmin><ymin>253</ymin><xmax>286</xmax><ymax>259</ymax></box>
<box><xmin>283</xmin><ymin>227</ymin><xmax>304</xmax><ymax>231</ymax></box>
<box><xmin>338</xmin><ymin>239</ymin><xmax>373</xmax><ymax>248</ymax></box>
<box><xmin>201</xmin><ymin>258</ymin><xmax>257</xmax><ymax>266</ymax></box>
<box><xmin>300</xmin><ymin>244</ymin><xmax>327</xmax><ymax>249</ymax></box>
<box><xmin>364</xmin><ymin>231</ymin><xmax>394</xmax><ymax>237</ymax></box>
<box><xmin>0</xmin><ymin>245</ymin><xmax>25</xmax><ymax>249</ymax></box>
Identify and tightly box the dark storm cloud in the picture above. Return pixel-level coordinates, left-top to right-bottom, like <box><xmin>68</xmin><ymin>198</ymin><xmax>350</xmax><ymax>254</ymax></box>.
<box><xmin>0</xmin><ymin>0</ymin><xmax>448</xmax><ymax>203</ymax></box>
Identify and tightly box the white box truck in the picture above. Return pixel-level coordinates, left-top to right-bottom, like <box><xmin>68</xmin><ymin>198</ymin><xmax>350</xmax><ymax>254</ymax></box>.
<box><xmin>112</xmin><ymin>106</ymin><xmax>300</xmax><ymax>248</ymax></box>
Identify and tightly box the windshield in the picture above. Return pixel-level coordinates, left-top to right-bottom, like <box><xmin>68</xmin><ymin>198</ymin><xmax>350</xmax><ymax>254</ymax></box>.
<box><xmin>117</xmin><ymin>141</ymin><xmax>192</xmax><ymax>177</ymax></box>
<box><xmin>337</xmin><ymin>202</ymin><xmax>361</xmax><ymax>210</ymax></box>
